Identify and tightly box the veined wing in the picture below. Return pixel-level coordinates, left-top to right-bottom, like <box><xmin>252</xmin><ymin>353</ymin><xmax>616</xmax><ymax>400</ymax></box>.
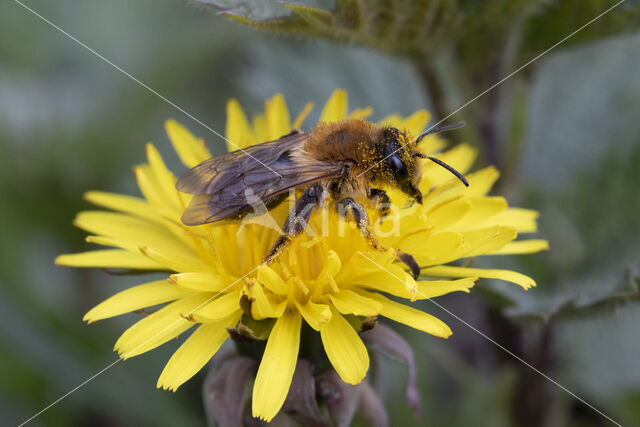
<box><xmin>176</xmin><ymin>132</ymin><xmax>344</xmax><ymax>225</ymax></box>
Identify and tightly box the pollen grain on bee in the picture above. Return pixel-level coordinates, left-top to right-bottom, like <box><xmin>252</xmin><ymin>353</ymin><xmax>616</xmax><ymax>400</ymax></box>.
<box><xmin>12</xmin><ymin>0</ymin><xmax>627</xmax><ymax>423</ymax></box>
<box><xmin>356</xmin><ymin>0</ymin><xmax>626</xmax><ymax>180</ymax></box>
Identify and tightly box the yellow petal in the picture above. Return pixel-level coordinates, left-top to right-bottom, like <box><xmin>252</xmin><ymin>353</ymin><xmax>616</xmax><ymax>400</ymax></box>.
<box><xmin>414</xmin><ymin>277</ymin><xmax>477</xmax><ymax>299</ymax></box>
<box><xmin>317</xmin><ymin>271</ymin><xmax>340</xmax><ymax>293</ymax></box>
<box><xmin>398</xmin><ymin>231</ymin><xmax>464</xmax><ymax>267</ymax></box>
<box><xmin>401</xmin><ymin>226</ymin><xmax>517</xmax><ymax>266</ymax></box>
<box><xmin>453</xmin><ymin>197</ymin><xmax>508</xmax><ymax>231</ymax></box>
<box><xmin>290</xmin><ymin>276</ymin><xmax>309</xmax><ymax>295</ymax></box>
<box><xmin>292</xmin><ymin>102</ymin><xmax>314</xmax><ymax>129</ymax></box>
<box><xmin>322</xmin><ymin>250</ymin><xmax>342</xmax><ymax>277</ymax></box>
<box><xmin>330</xmin><ymin>289</ymin><xmax>382</xmax><ymax>316</ymax></box>
<box><xmin>169</xmin><ymin>272</ymin><xmax>235</xmax><ymax>292</ymax></box>
<box><xmin>345</xmin><ymin>248</ymin><xmax>401</xmax><ymax>275</ymax></box>
<box><xmin>378</xmin><ymin>112</ymin><xmax>403</xmax><ymax>127</ymax></box>
<box><xmin>378</xmin><ymin>207</ymin><xmax>429</xmax><ymax>246</ymax></box>
<box><xmin>165</xmin><ymin>119</ymin><xmax>211</xmax><ymax>168</ymax></box>
<box><xmin>55</xmin><ymin>249</ymin><xmax>161</xmax><ymax>270</ymax></box>
<box><xmin>265</xmin><ymin>94</ymin><xmax>291</xmax><ymax>140</ymax></box>
<box><xmin>226</xmin><ymin>98</ymin><xmax>255</xmax><ymax>150</ymax></box>
<box><xmin>419</xmin><ymin>135</ymin><xmax>448</xmax><ymax>155</ymax></box>
<box><xmin>134</xmin><ymin>165</ymin><xmax>182</xmax><ymax>223</ymax></box>
<box><xmin>257</xmin><ymin>265</ymin><xmax>287</xmax><ymax>295</ymax></box>
<box><xmin>84</xmin><ymin>280</ymin><xmax>184</xmax><ymax>323</ymax></box>
<box><xmin>402</xmin><ymin>110</ymin><xmax>431</xmax><ymax>136</ymax></box>
<box><xmin>462</xmin><ymin>225</ymin><xmax>518</xmax><ymax>257</ymax></box>
<box><xmin>422</xmin><ymin>265</ymin><xmax>536</xmax><ymax>289</ymax></box>
<box><xmin>190</xmin><ymin>291</ymin><xmax>242</xmax><ymax>323</ymax></box>
<box><xmin>252</xmin><ymin>113</ymin><xmax>267</xmax><ymax>143</ymax></box>
<box><xmin>421</xmin><ymin>144</ymin><xmax>477</xmax><ymax>191</ymax></box>
<box><xmin>157</xmin><ymin>315</ymin><xmax>240</xmax><ymax>391</ymax></box>
<box><xmin>488</xmin><ymin>239</ymin><xmax>549</xmax><ymax>255</ymax></box>
<box><xmin>491</xmin><ymin>208</ymin><xmax>540</xmax><ymax>233</ymax></box>
<box><xmin>319</xmin><ymin>89</ymin><xmax>347</xmax><ymax>123</ymax></box>
<box><xmin>294</xmin><ymin>299</ymin><xmax>332</xmax><ymax>331</ymax></box>
<box><xmin>348</xmin><ymin>106</ymin><xmax>373</xmax><ymax>120</ymax></box>
<box><xmin>84</xmin><ymin>191</ymin><xmax>157</xmax><ymax>222</ymax></box>
<box><xmin>244</xmin><ymin>278</ymin><xmax>287</xmax><ymax>320</ymax></box>
<box><xmin>84</xmin><ymin>235</ymin><xmax>142</xmax><ymax>253</ymax></box>
<box><xmin>364</xmin><ymin>292</ymin><xmax>452</xmax><ymax>338</ymax></box>
<box><xmin>74</xmin><ymin>211</ymin><xmax>195</xmax><ymax>259</ymax></box>
<box><xmin>349</xmin><ymin>262</ymin><xmax>418</xmax><ymax>299</ymax></box>
<box><xmin>139</xmin><ymin>245</ymin><xmax>210</xmax><ymax>274</ymax></box>
<box><xmin>433</xmin><ymin>166</ymin><xmax>499</xmax><ymax>206</ymax></box>
<box><xmin>146</xmin><ymin>143</ymin><xmax>184</xmax><ymax>210</ymax></box>
<box><xmin>320</xmin><ymin>307</ymin><xmax>369</xmax><ymax>385</ymax></box>
<box><xmin>252</xmin><ymin>310</ymin><xmax>301</xmax><ymax>422</ymax></box>
<box><xmin>115</xmin><ymin>293</ymin><xmax>211</xmax><ymax>359</ymax></box>
<box><xmin>426</xmin><ymin>198</ymin><xmax>471</xmax><ymax>230</ymax></box>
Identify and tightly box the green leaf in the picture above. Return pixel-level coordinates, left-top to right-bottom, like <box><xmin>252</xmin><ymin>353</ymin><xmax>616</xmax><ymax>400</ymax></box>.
<box><xmin>195</xmin><ymin>0</ymin><xmax>466</xmax><ymax>56</ymax></box>
<box><xmin>552</xmin><ymin>269</ymin><xmax>639</xmax><ymax>318</ymax></box>
<box><xmin>197</xmin><ymin>1</ymin><xmax>639</xmax><ymax>61</ymax></box>
<box><xmin>519</xmin><ymin>0</ymin><xmax>640</xmax><ymax>62</ymax></box>
<box><xmin>507</xmin><ymin>268</ymin><xmax>640</xmax><ymax>322</ymax></box>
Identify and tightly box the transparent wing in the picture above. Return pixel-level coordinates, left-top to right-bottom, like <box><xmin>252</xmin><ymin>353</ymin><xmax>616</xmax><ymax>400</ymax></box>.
<box><xmin>176</xmin><ymin>132</ymin><xmax>343</xmax><ymax>225</ymax></box>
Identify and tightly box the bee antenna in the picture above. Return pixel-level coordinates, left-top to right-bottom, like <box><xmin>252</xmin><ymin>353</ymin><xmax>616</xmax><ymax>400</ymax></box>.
<box><xmin>414</xmin><ymin>122</ymin><xmax>465</xmax><ymax>145</ymax></box>
<box><xmin>422</xmin><ymin>155</ymin><xmax>469</xmax><ymax>187</ymax></box>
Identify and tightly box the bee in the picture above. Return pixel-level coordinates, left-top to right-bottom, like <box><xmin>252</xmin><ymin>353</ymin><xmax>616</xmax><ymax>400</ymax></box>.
<box><xmin>176</xmin><ymin>118</ymin><xmax>468</xmax><ymax>278</ymax></box>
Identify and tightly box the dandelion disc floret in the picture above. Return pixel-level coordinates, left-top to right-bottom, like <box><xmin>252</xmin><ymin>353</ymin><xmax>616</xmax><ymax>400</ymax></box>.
<box><xmin>57</xmin><ymin>89</ymin><xmax>548</xmax><ymax>422</ymax></box>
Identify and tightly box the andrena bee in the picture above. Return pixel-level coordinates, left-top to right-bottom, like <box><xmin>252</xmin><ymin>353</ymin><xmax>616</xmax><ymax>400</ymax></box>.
<box><xmin>176</xmin><ymin>118</ymin><xmax>468</xmax><ymax>278</ymax></box>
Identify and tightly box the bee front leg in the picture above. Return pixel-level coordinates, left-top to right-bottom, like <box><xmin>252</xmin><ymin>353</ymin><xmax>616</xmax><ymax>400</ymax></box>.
<box><xmin>337</xmin><ymin>198</ymin><xmax>384</xmax><ymax>251</ymax></box>
<box><xmin>264</xmin><ymin>184</ymin><xmax>323</xmax><ymax>264</ymax></box>
<box><xmin>368</xmin><ymin>188</ymin><xmax>391</xmax><ymax>218</ymax></box>
<box><xmin>337</xmin><ymin>198</ymin><xmax>421</xmax><ymax>279</ymax></box>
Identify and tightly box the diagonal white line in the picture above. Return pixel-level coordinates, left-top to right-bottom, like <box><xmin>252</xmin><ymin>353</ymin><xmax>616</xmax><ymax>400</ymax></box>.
<box><xmin>11</xmin><ymin>2</ymin><xmax>282</xmax><ymax>424</ymax></box>
<box><xmin>356</xmin><ymin>251</ymin><xmax>623</xmax><ymax>427</ymax></box>
<box><xmin>18</xmin><ymin>359</ymin><xmax>122</xmax><ymax>427</ymax></box>
<box><xmin>18</xmin><ymin>262</ymin><xmax>264</xmax><ymax>426</ymax></box>
<box><xmin>12</xmin><ymin>0</ymin><xmax>627</xmax><ymax>425</ymax></box>
<box><xmin>432</xmin><ymin>0</ymin><xmax>626</xmax><ymax>128</ymax></box>
<box><xmin>357</xmin><ymin>0</ymin><xmax>626</xmax><ymax>179</ymax></box>
<box><xmin>11</xmin><ymin>0</ymin><xmax>283</xmax><ymax>178</ymax></box>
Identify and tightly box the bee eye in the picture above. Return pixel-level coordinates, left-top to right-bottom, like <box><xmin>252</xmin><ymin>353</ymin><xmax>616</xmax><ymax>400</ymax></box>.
<box><xmin>388</xmin><ymin>154</ymin><xmax>409</xmax><ymax>183</ymax></box>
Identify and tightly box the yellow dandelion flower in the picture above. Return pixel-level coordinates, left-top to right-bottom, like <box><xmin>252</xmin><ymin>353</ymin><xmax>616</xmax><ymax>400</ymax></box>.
<box><xmin>56</xmin><ymin>89</ymin><xmax>548</xmax><ymax>422</ymax></box>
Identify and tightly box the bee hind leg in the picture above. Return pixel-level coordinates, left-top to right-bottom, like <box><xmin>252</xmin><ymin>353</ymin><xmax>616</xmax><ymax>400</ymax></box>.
<box><xmin>396</xmin><ymin>250</ymin><xmax>421</xmax><ymax>280</ymax></box>
<box><xmin>264</xmin><ymin>184</ymin><xmax>323</xmax><ymax>264</ymax></box>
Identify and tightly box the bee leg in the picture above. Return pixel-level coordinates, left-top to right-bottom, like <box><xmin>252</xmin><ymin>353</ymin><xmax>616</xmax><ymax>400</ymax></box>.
<box><xmin>337</xmin><ymin>198</ymin><xmax>384</xmax><ymax>251</ymax></box>
<box><xmin>396</xmin><ymin>250</ymin><xmax>421</xmax><ymax>280</ymax></box>
<box><xmin>264</xmin><ymin>184</ymin><xmax>323</xmax><ymax>264</ymax></box>
<box><xmin>338</xmin><ymin>198</ymin><xmax>421</xmax><ymax>279</ymax></box>
<box><xmin>368</xmin><ymin>188</ymin><xmax>391</xmax><ymax>217</ymax></box>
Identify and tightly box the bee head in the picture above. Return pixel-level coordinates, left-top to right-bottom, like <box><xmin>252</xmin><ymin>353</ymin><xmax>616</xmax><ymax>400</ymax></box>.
<box><xmin>375</xmin><ymin>122</ymin><xmax>469</xmax><ymax>204</ymax></box>
<box><xmin>380</xmin><ymin>127</ymin><xmax>423</xmax><ymax>203</ymax></box>
<box><xmin>381</xmin><ymin>128</ymin><xmax>414</xmax><ymax>182</ymax></box>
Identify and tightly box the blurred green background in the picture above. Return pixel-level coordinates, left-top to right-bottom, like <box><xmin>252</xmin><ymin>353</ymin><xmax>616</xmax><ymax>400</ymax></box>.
<box><xmin>1</xmin><ymin>0</ymin><xmax>639</xmax><ymax>426</ymax></box>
